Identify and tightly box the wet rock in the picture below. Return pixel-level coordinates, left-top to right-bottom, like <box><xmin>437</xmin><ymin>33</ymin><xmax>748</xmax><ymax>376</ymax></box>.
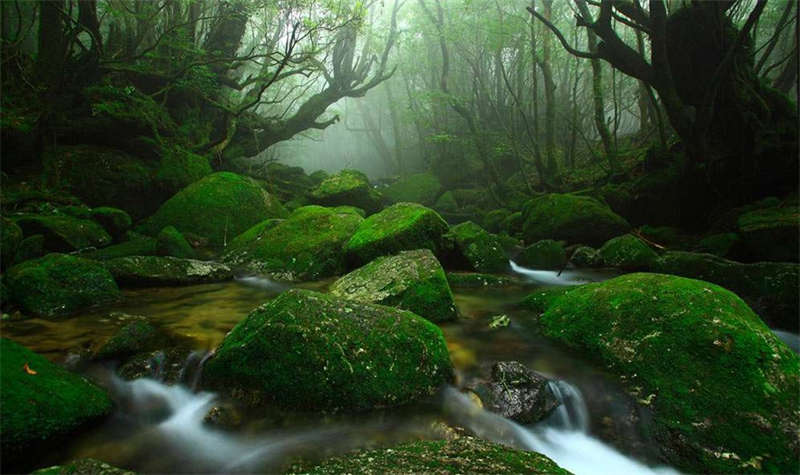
<box><xmin>597</xmin><ymin>234</ymin><xmax>658</xmax><ymax>270</ymax></box>
<box><xmin>117</xmin><ymin>347</ymin><xmax>199</xmax><ymax>383</ymax></box>
<box><xmin>31</xmin><ymin>458</ymin><xmax>135</xmax><ymax>475</ymax></box>
<box><xmin>488</xmin><ymin>315</ymin><xmax>510</xmax><ymax>329</ymax></box>
<box><xmin>473</xmin><ymin>361</ymin><xmax>559</xmax><ymax>424</ymax></box>
<box><xmin>345</xmin><ymin>202</ymin><xmax>450</xmax><ymax>267</ymax></box>
<box><xmin>5</xmin><ymin>253</ymin><xmax>119</xmax><ymax>317</ymax></box>
<box><xmin>445</xmin><ymin>221</ymin><xmax>508</xmax><ymax>273</ymax></box>
<box><xmin>1</xmin><ymin>338</ymin><xmax>112</xmax><ymax>468</ymax></box>
<box><xmin>222</xmin><ymin>206</ymin><xmax>362</xmax><ymax>281</ymax></box>
<box><xmin>569</xmin><ymin>246</ymin><xmax>601</xmax><ymax>267</ymax></box>
<box><xmin>103</xmin><ymin>256</ymin><xmax>232</xmax><ymax>286</ymax></box>
<box><xmin>94</xmin><ymin>319</ymin><xmax>174</xmax><ymax>361</ymax></box>
<box><xmin>330</xmin><ymin>249</ymin><xmax>457</xmax><ymax>323</ymax></box>
<box><xmin>521</xmin><ymin>193</ymin><xmax>630</xmax><ymax>246</ymax></box>
<box><xmin>202</xmin><ymin>289</ymin><xmax>453</xmax><ymax>411</ymax></box>
<box><xmin>203</xmin><ymin>403</ymin><xmax>243</xmax><ymax>430</ymax></box>
<box><xmin>517</xmin><ymin>239</ymin><xmax>567</xmax><ymax>270</ymax></box>
<box><xmin>309</xmin><ymin>169</ymin><xmax>383</xmax><ymax>214</ymax></box>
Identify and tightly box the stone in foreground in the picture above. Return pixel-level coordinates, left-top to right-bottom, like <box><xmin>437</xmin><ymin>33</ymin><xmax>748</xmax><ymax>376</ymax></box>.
<box><xmin>330</xmin><ymin>249</ymin><xmax>457</xmax><ymax>323</ymax></box>
<box><xmin>446</xmin><ymin>221</ymin><xmax>508</xmax><ymax>273</ymax></box>
<box><xmin>203</xmin><ymin>289</ymin><xmax>453</xmax><ymax>411</ymax></box>
<box><xmin>473</xmin><ymin>361</ymin><xmax>559</xmax><ymax>424</ymax></box>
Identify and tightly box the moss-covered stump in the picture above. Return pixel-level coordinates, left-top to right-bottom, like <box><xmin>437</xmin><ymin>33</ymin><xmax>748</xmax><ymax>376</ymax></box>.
<box><xmin>1</xmin><ymin>338</ymin><xmax>112</xmax><ymax>468</ymax></box>
<box><xmin>93</xmin><ymin>320</ymin><xmax>172</xmax><ymax>361</ymax></box>
<box><xmin>654</xmin><ymin>251</ymin><xmax>799</xmax><ymax>330</ymax></box>
<box><xmin>382</xmin><ymin>173</ymin><xmax>442</xmax><ymax>206</ymax></box>
<box><xmin>32</xmin><ymin>458</ymin><xmax>135</xmax><ymax>475</ymax></box>
<box><xmin>81</xmin><ymin>235</ymin><xmax>157</xmax><ymax>261</ymax></box>
<box><xmin>90</xmin><ymin>207</ymin><xmax>132</xmax><ymax>239</ymax></box>
<box><xmin>446</xmin><ymin>221</ymin><xmax>508</xmax><ymax>273</ymax></box>
<box><xmin>138</xmin><ymin>172</ymin><xmax>287</xmax><ymax>249</ymax></box>
<box><xmin>597</xmin><ymin>234</ymin><xmax>658</xmax><ymax>270</ymax></box>
<box><xmin>5</xmin><ymin>254</ymin><xmax>120</xmax><ymax>317</ymax></box>
<box><xmin>13</xmin><ymin>215</ymin><xmax>111</xmax><ymax>252</ymax></box>
<box><xmin>309</xmin><ymin>169</ymin><xmax>383</xmax><ymax>214</ymax></box>
<box><xmin>330</xmin><ymin>249</ymin><xmax>457</xmax><ymax>323</ymax></box>
<box><xmin>737</xmin><ymin>206</ymin><xmax>799</xmax><ymax>262</ymax></box>
<box><xmin>521</xmin><ymin>194</ymin><xmax>630</xmax><ymax>246</ymax></box>
<box><xmin>156</xmin><ymin>226</ymin><xmax>195</xmax><ymax>259</ymax></box>
<box><xmin>526</xmin><ymin>273</ymin><xmax>800</xmax><ymax>473</ymax></box>
<box><xmin>569</xmin><ymin>246</ymin><xmax>601</xmax><ymax>268</ymax></box>
<box><xmin>447</xmin><ymin>272</ymin><xmax>516</xmax><ymax>288</ymax></box>
<box><xmin>222</xmin><ymin>206</ymin><xmax>363</xmax><ymax>281</ymax></box>
<box><xmin>103</xmin><ymin>256</ymin><xmax>232</xmax><ymax>287</ymax></box>
<box><xmin>203</xmin><ymin>289</ymin><xmax>453</xmax><ymax>411</ymax></box>
<box><xmin>292</xmin><ymin>436</ymin><xmax>570</xmax><ymax>474</ymax></box>
<box><xmin>345</xmin><ymin>203</ymin><xmax>450</xmax><ymax>267</ymax></box>
<box><xmin>1</xmin><ymin>218</ymin><xmax>23</xmax><ymax>269</ymax></box>
<box><xmin>517</xmin><ymin>239</ymin><xmax>566</xmax><ymax>270</ymax></box>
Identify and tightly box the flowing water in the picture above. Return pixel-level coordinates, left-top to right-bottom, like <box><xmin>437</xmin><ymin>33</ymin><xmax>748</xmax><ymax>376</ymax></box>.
<box><xmin>1</xmin><ymin>266</ymin><xmax>692</xmax><ymax>473</ymax></box>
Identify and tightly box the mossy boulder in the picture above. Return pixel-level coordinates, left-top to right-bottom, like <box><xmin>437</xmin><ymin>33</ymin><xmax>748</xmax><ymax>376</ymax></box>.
<box><xmin>32</xmin><ymin>458</ymin><xmax>134</xmax><ymax>475</ymax></box>
<box><xmin>103</xmin><ymin>256</ymin><xmax>232</xmax><ymax>287</ymax></box>
<box><xmin>81</xmin><ymin>235</ymin><xmax>157</xmax><ymax>261</ymax></box>
<box><xmin>203</xmin><ymin>289</ymin><xmax>453</xmax><ymax>411</ymax></box>
<box><xmin>737</xmin><ymin>206</ymin><xmax>799</xmax><ymax>262</ymax></box>
<box><xmin>653</xmin><ymin>251</ymin><xmax>799</xmax><ymax>330</ymax></box>
<box><xmin>154</xmin><ymin>145</ymin><xmax>212</xmax><ymax>193</ymax></box>
<box><xmin>446</xmin><ymin>221</ymin><xmax>508</xmax><ymax>273</ymax></box>
<box><xmin>1</xmin><ymin>218</ymin><xmax>23</xmax><ymax>269</ymax></box>
<box><xmin>597</xmin><ymin>234</ymin><xmax>658</xmax><ymax>270</ymax></box>
<box><xmin>344</xmin><ymin>203</ymin><xmax>450</xmax><ymax>266</ymax></box>
<box><xmin>156</xmin><ymin>226</ymin><xmax>195</xmax><ymax>259</ymax></box>
<box><xmin>330</xmin><ymin>249</ymin><xmax>457</xmax><ymax>323</ymax></box>
<box><xmin>5</xmin><ymin>254</ymin><xmax>119</xmax><ymax>317</ymax></box>
<box><xmin>90</xmin><ymin>207</ymin><xmax>132</xmax><ymax>239</ymax></box>
<box><xmin>697</xmin><ymin>232</ymin><xmax>742</xmax><ymax>258</ymax></box>
<box><xmin>521</xmin><ymin>194</ymin><xmax>630</xmax><ymax>246</ymax></box>
<box><xmin>1</xmin><ymin>338</ymin><xmax>112</xmax><ymax>467</ymax></box>
<box><xmin>484</xmin><ymin>208</ymin><xmax>512</xmax><ymax>233</ymax></box>
<box><xmin>222</xmin><ymin>206</ymin><xmax>363</xmax><ymax>281</ymax></box>
<box><xmin>309</xmin><ymin>169</ymin><xmax>382</xmax><ymax>214</ymax></box>
<box><xmin>293</xmin><ymin>436</ymin><xmax>569</xmax><ymax>474</ymax></box>
<box><xmin>94</xmin><ymin>320</ymin><xmax>172</xmax><ymax>361</ymax></box>
<box><xmin>13</xmin><ymin>215</ymin><xmax>111</xmax><ymax>252</ymax></box>
<box><xmin>382</xmin><ymin>173</ymin><xmax>441</xmax><ymax>206</ymax></box>
<box><xmin>433</xmin><ymin>190</ymin><xmax>459</xmax><ymax>214</ymax></box>
<box><xmin>517</xmin><ymin>239</ymin><xmax>566</xmax><ymax>270</ymax></box>
<box><xmin>502</xmin><ymin>211</ymin><xmax>524</xmax><ymax>236</ymax></box>
<box><xmin>569</xmin><ymin>246</ymin><xmax>601</xmax><ymax>268</ymax></box>
<box><xmin>527</xmin><ymin>273</ymin><xmax>799</xmax><ymax>473</ymax></box>
<box><xmin>12</xmin><ymin>234</ymin><xmax>45</xmax><ymax>266</ymax></box>
<box><xmin>138</xmin><ymin>172</ymin><xmax>287</xmax><ymax>249</ymax></box>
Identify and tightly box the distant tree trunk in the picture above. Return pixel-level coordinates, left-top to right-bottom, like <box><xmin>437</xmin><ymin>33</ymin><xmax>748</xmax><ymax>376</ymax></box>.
<box><xmin>384</xmin><ymin>80</ymin><xmax>405</xmax><ymax>175</ymax></box>
<box><xmin>528</xmin><ymin>0</ymin><xmax>548</xmax><ymax>186</ymax></box>
<box><xmin>36</xmin><ymin>0</ymin><xmax>66</xmax><ymax>90</ymax></box>
<box><xmin>772</xmin><ymin>17</ymin><xmax>798</xmax><ymax>95</ymax></box>
<box><xmin>540</xmin><ymin>0</ymin><xmax>558</xmax><ymax>177</ymax></box>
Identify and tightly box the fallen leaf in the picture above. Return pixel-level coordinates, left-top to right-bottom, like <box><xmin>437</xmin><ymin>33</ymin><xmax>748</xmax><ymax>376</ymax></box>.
<box><xmin>23</xmin><ymin>362</ymin><xmax>37</xmax><ymax>375</ymax></box>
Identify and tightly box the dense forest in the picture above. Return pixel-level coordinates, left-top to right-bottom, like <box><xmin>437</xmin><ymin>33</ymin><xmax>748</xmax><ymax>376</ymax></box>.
<box><xmin>0</xmin><ymin>0</ymin><xmax>798</xmax><ymax>474</ymax></box>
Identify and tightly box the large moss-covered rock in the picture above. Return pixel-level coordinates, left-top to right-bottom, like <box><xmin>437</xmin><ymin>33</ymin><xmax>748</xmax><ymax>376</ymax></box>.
<box><xmin>156</xmin><ymin>226</ymin><xmax>195</xmax><ymax>259</ymax></box>
<box><xmin>13</xmin><ymin>215</ymin><xmax>111</xmax><ymax>252</ymax></box>
<box><xmin>654</xmin><ymin>251</ymin><xmax>799</xmax><ymax>330</ymax></box>
<box><xmin>382</xmin><ymin>173</ymin><xmax>441</xmax><ymax>206</ymax></box>
<box><xmin>446</xmin><ymin>221</ymin><xmax>508</xmax><ymax>273</ymax></box>
<box><xmin>345</xmin><ymin>203</ymin><xmax>450</xmax><ymax>266</ymax></box>
<box><xmin>569</xmin><ymin>246</ymin><xmax>601</xmax><ymax>267</ymax></box>
<box><xmin>5</xmin><ymin>254</ymin><xmax>119</xmax><ymax>317</ymax></box>
<box><xmin>1</xmin><ymin>218</ymin><xmax>23</xmax><ymax>269</ymax></box>
<box><xmin>203</xmin><ymin>289</ymin><xmax>453</xmax><ymax>411</ymax></box>
<box><xmin>94</xmin><ymin>320</ymin><xmax>172</xmax><ymax>361</ymax></box>
<box><xmin>330</xmin><ymin>249</ymin><xmax>457</xmax><ymax>323</ymax></box>
<box><xmin>521</xmin><ymin>194</ymin><xmax>630</xmax><ymax>246</ymax></box>
<box><xmin>737</xmin><ymin>206</ymin><xmax>798</xmax><ymax>262</ymax></box>
<box><xmin>154</xmin><ymin>145</ymin><xmax>212</xmax><ymax>193</ymax></box>
<box><xmin>294</xmin><ymin>436</ymin><xmax>569</xmax><ymax>474</ymax></box>
<box><xmin>32</xmin><ymin>458</ymin><xmax>134</xmax><ymax>475</ymax></box>
<box><xmin>527</xmin><ymin>273</ymin><xmax>799</xmax><ymax>473</ymax></box>
<box><xmin>517</xmin><ymin>239</ymin><xmax>566</xmax><ymax>270</ymax></box>
<box><xmin>597</xmin><ymin>234</ymin><xmax>658</xmax><ymax>270</ymax></box>
<box><xmin>138</xmin><ymin>172</ymin><xmax>287</xmax><ymax>248</ymax></box>
<box><xmin>81</xmin><ymin>235</ymin><xmax>157</xmax><ymax>261</ymax></box>
<box><xmin>433</xmin><ymin>190</ymin><xmax>459</xmax><ymax>214</ymax></box>
<box><xmin>309</xmin><ymin>169</ymin><xmax>382</xmax><ymax>214</ymax></box>
<box><xmin>222</xmin><ymin>206</ymin><xmax>362</xmax><ymax>281</ymax></box>
<box><xmin>484</xmin><ymin>208</ymin><xmax>512</xmax><ymax>233</ymax></box>
<box><xmin>103</xmin><ymin>256</ymin><xmax>232</xmax><ymax>286</ymax></box>
<box><xmin>1</xmin><ymin>338</ymin><xmax>112</xmax><ymax>466</ymax></box>
<box><xmin>90</xmin><ymin>207</ymin><xmax>132</xmax><ymax>239</ymax></box>
<box><xmin>12</xmin><ymin>234</ymin><xmax>45</xmax><ymax>266</ymax></box>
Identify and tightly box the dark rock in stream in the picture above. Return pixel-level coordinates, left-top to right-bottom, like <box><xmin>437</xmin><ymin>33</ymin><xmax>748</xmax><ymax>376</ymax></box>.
<box><xmin>93</xmin><ymin>319</ymin><xmax>176</xmax><ymax>362</ymax></box>
<box><xmin>103</xmin><ymin>255</ymin><xmax>232</xmax><ymax>286</ymax></box>
<box><xmin>471</xmin><ymin>361</ymin><xmax>559</xmax><ymax>424</ymax></box>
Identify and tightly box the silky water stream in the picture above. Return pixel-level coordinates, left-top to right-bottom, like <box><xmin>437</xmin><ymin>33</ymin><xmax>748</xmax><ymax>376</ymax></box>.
<box><xmin>0</xmin><ymin>267</ymin><xmax>700</xmax><ymax>474</ymax></box>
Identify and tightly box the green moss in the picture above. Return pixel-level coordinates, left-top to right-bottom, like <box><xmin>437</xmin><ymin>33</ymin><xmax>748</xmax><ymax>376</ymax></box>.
<box><xmin>203</xmin><ymin>289</ymin><xmax>453</xmax><ymax>411</ymax></box>
<box><xmin>433</xmin><ymin>191</ymin><xmax>459</xmax><ymax>213</ymax></box>
<box><xmin>103</xmin><ymin>256</ymin><xmax>232</xmax><ymax>287</ymax></box>
<box><xmin>569</xmin><ymin>246</ymin><xmax>600</xmax><ymax>267</ymax></box>
<box><xmin>291</xmin><ymin>436</ymin><xmax>570</xmax><ymax>474</ymax></box>
<box><xmin>597</xmin><ymin>234</ymin><xmax>658</xmax><ymax>270</ymax></box>
<box><xmin>90</xmin><ymin>207</ymin><xmax>132</xmax><ymax>239</ymax></box>
<box><xmin>309</xmin><ymin>170</ymin><xmax>329</xmax><ymax>185</ymax></box>
<box><xmin>81</xmin><ymin>236</ymin><xmax>157</xmax><ymax>261</ymax></box>
<box><xmin>521</xmin><ymin>194</ymin><xmax>630</xmax><ymax>246</ymax></box>
<box><xmin>1</xmin><ymin>218</ymin><xmax>23</xmax><ymax>269</ymax></box>
<box><xmin>156</xmin><ymin>226</ymin><xmax>195</xmax><ymax>259</ymax></box>
<box><xmin>309</xmin><ymin>169</ymin><xmax>383</xmax><ymax>213</ymax></box>
<box><xmin>345</xmin><ymin>203</ymin><xmax>450</xmax><ymax>266</ymax></box>
<box><xmin>32</xmin><ymin>458</ymin><xmax>134</xmax><ymax>475</ymax></box>
<box><xmin>502</xmin><ymin>211</ymin><xmax>524</xmax><ymax>237</ymax></box>
<box><xmin>737</xmin><ymin>206</ymin><xmax>799</xmax><ymax>262</ymax></box>
<box><xmin>446</xmin><ymin>221</ymin><xmax>508</xmax><ymax>273</ymax></box>
<box><xmin>1</xmin><ymin>338</ymin><xmax>112</xmax><ymax>462</ymax></box>
<box><xmin>138</xmin><ymin>172</ymin><xmax>287</xmax><ymax>249</ymax></box>
<box><xmin>530</xmin><ymin>273</ymin><xmax>799</xmax><ymax>473</ymax></box>
<box><xmin>330</xmin><ymin>249</ymin><xmax>457</xmax><ymax>323</ymax></box>
<box><xmin>155</xmin><ymin>145</ymin><xmax>212</xmax><ymax>192</ymax></box>
<box><xmin>484</xmin><ymin>209</ymin><xmax>512</xmax><ymax>233</ymax></box>
<box><xmin>94</xmin><ymin>320</ymin><xmax>170</xmax><ymax>361</ymax></box>
<box><xmin>332</xmin><ymin>205</ymin><xmax>366</xmax><ymax>217</ymax></box>
<box><xmin>12</xmin><ymin>234</ymin><xmax>45</xmax><ymax>266</ymax></box>
<box><xmin>447</xmin><ymin>272</ymin><xmax>516</xmax><ymax>288</ymax></box>
<box><xmin>222</xmin><ymin>206</ymin><xmax>362</xmax><ymax>281</ymax></box>
<box><xmin>12</xmin><ymin>215</ymin><xmax>111</xmax><ymax>252</ymax></box>
<box><xmin>518</xmin><ymin>239</ymin><xmax>566</xmax><ymax>270</ymax></box>
<box><xmin>697</xmin><ymin>233</ymin><xmax>741</xmax><ymax>257</ymax></box>
<box><xmin>382</xmin><ymin>173</ymin><xmax>442</xmax><ymax>206</ymax></box>
<box><xmin>5</xmin><ymin>254</ymin><xmax>120</xmax><ymax>317</ymax></box>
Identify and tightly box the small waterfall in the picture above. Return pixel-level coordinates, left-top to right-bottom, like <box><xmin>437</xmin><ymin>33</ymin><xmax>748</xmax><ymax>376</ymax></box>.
<box><xmin>178</xmin><ymin>350</ymin><xmax>213</xmax><ymax>390</ymax></box>
<box><xmin>772</xmin><ymin>329</ymin><xmax>800</xmax><ymax>353</ymax></box>
<box><xmin>235</xmin><ymin>275</ymin><xmax>290</xmax><ymax>292</ymax></box>
<box><xmin>546</xmin><ymin>380</ymin><xmax>590</xmax><ymax>432</ymax></box>
<box><xmin>509</xmin><ymin>261</ymin><xmax>593</xmax><ymax>286</ymax></box>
